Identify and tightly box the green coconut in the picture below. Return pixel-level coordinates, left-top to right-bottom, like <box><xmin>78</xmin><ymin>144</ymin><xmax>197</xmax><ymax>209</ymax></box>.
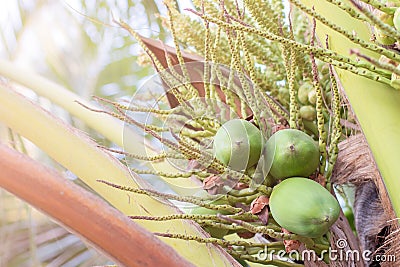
<box><xmin>307</xmin><ymin>90</ymin><xmax>317</xmax><ymax>105</ymax></box>
<box><xmin>297</xmin><ymin>81</ymin><xmax>314</xmax><ymax>105</ymax></box>
<box><xmin>263</xmin><ymin>129</ymin><xmax>320</xmax><ymax>179</ymax></box>
<box><xmin>300</xmin><ymin>105</ymin><xmax>317</xmax><ymax>121</ymax></box>
<box><xmin>269</xmin><ymin>177</ymin><xmax>340</xmax><ymax>238</ymax></box>
<box><xmin>213</xmin><ymin>119</ymin><xmax>264</xmax><ymax>171</ymax></box>
<box><xmin>278</xmin><ymin>87</ymin><xmax>290</xmax><ymax>106</ymax></box>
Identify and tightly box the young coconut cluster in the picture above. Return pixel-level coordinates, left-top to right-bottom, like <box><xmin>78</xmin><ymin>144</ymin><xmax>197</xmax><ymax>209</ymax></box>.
<box><xmin>212</xmin><ymin>119</ymin><xmax>340</xmax><ymax>239</ymax></box>
<box><xmin>297</xmin><ymin>66</ymin><xmax>332</xmax><ymax>123</ymax></box>
<box><xmin>93</xmin><ymin>0</ymin><xmax>394</xmax><ymax>264</ymax></box>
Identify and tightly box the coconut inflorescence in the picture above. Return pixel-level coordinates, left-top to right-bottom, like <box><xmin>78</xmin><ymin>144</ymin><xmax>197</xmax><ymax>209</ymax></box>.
<box><xmin>101</xmin><ymin>0</ymin><xmax>400</xmax><ymax>264</ymax></box>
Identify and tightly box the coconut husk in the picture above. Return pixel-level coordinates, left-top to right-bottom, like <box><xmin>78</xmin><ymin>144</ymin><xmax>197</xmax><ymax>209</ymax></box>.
<box><xmin>332</xmin><ymin>134</ymin><xmax>400</xmax><ymax>266</ymax></box>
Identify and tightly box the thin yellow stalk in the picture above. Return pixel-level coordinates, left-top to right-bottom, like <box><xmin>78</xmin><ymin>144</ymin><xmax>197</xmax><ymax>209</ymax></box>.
<box><xmin>0</xmin><ymin>83</ymin><xmax>240</xmax><ymax>267</ymax></box>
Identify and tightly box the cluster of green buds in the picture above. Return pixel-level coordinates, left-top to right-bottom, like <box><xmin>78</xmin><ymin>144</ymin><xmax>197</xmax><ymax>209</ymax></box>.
<box><xmin>297</xmin><ymin>62</ymin><xmax>333</xmax><ymax>123</ymax></box>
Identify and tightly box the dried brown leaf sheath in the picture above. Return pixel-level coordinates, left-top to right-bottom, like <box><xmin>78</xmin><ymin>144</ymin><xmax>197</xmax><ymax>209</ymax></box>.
<box><xmin>139</xmin><ymin>35</ymin><xmax>252</xmax><ymax>119</ymax></box>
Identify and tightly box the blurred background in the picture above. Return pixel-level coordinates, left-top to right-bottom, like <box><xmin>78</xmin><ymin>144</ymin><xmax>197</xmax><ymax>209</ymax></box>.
<box><xmin>0</xmin><ymin>0</ymin><xmax>186</xmax><ymax>266</ymax></box>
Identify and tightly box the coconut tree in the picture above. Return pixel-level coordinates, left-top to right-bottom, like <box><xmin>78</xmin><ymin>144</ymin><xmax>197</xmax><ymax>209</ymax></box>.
<box><xmin>0</xmin><ymin>0</ymin><xmax>399</xmax><ymax>266</ymax></box>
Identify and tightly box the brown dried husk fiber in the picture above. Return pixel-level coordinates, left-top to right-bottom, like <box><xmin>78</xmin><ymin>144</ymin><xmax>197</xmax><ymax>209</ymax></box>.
<box><xmin>332</xmin><ymin>133</ymin><xmax>400</xmax><ymax>266</ymax></box>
